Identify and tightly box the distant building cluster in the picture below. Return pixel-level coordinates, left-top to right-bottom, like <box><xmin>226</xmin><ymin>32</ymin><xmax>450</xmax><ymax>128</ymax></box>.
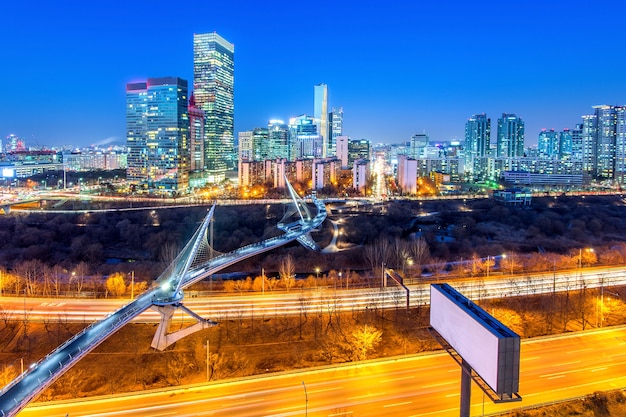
<box><xmin>4</xmin><ymin>31</ymin><xmax>626</xmax><ymax>197</ymax></box>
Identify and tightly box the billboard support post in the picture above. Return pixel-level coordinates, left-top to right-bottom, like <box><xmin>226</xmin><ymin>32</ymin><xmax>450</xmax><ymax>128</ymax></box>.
<box><xmin>460</xmin><ymin>358</ymin><xmax>471</xmax><ymax>417</ymax></box>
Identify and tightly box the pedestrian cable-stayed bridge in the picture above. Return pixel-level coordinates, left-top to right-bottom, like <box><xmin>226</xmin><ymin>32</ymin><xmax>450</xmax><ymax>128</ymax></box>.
<box><xmin>0</xmin><ymin>184</ymin><xmax>327</xmax><ymax>417</ymax></box>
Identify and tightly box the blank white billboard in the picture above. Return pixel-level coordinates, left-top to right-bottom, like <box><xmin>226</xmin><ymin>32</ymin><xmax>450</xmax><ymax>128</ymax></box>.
<box><xmin>430</xmin><ymin>283</ymin><xmax>520</xmax><ymax>396</ymax></box>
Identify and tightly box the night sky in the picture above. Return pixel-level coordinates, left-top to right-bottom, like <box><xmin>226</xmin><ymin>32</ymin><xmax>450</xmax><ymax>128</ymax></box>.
<box><xmin>2</xmin><ymin>0</ymin><xmax>625</xmax><ymax>148</ymax></box>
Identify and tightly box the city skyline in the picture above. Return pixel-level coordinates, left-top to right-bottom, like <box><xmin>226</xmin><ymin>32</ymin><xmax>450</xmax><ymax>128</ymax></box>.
<box><xmin>2</xmin><ymin>0</ymin><xmax>626</xmax><ymax>148</ymax></box>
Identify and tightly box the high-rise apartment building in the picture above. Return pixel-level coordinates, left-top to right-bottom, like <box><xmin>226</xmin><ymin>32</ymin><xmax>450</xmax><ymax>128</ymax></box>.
<box><xmin>465</xmin><ymin>114</ymin><xmax>491</xmax><ymax>161</ymax></box>
<box><xmin>538</xmin><ymin>128</ymin><xmax>559</xmax><ymax>159</ymax></box>
<box><xmin>126</xmin><ymin>77</ymin><xmax>189</xmax><ymax>194</ymax></box>
<box><xmin>329</xmin><ymin>107</ymin><xmax>343</xmax><ymax>157</ymax></box>
<box><xmin>464</xmin><ymin>114</ymin><xmax>491</xmax><ymax>180</ymax></box>
<box><xmin>497</xmin><ymin>113</ymin><xmax>524</xmax><ymax>158</ymax></box>
<box><xmin>314</xmin><ymin>83</ymin><xmax>329</xmax><ymax>157</ymax></box>
<box><xmin>193</xmin><ymin>32</ymin><xmax>235</xmax><ymax>183</ymax></box>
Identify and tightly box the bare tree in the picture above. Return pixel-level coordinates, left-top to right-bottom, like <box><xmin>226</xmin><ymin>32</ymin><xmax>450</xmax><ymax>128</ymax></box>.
<box><xmin>279</xmin><ymin>255</ymin><xmax>296</xmax><ymax>292</ymax></box>
<box><xmin>13</xmin><ymin>259</ymin><xmax>44</xmax><ymax>296</ymax></box>
<box><xmin>409</xmin><ymin>236</ymin><xmax>431</xmax><ymax>271</ymax></box>
<box><xmin>71</xmin><ymin>262</ymin><xmax>89</xmax><ymax>296</ymax></box>
<box><xmin>350</xmin><ymin>324</ymin><xmax>383</xmax><ymax>361</ymax></box>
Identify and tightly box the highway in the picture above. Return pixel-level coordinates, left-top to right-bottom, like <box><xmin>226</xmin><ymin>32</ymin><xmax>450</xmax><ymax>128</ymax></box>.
<box><xmin>3</xmin><ymin>265</ymin><xmax>626</xmax><ymax>323</ymax></box>
<box><xmin>13</xmin><ymin>325</ymin><xmax>626</xmax><ymax>417</ymax></box>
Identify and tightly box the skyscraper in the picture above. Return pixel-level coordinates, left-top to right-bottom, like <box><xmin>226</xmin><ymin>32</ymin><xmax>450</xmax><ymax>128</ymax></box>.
<box><xmin>188</xmin><ymin>94</ymin><xmax>204</xmax><ymax>172</ymax></box>
<box><xmin>193</xmin><ymin>32</ymin><xmax>235</xmax><ymax>183</ymax></box>
<box><xmin>314</xmin><ymin>83</ymin><xmax>328</xmax><ymax>157</ymax></box>
<box><xmin>267</xmin><ymin>119</ymin><xmax>289</xmax><ymax>160</ymax></box>
<box><xmin>329</xmin><ymin>107</ymin><xmax>343</xmax><ymax>157</ymax></box>
<box><xmin>126</xmin><ymin>77</ymin><xmax>189</xmax><ymax>194</ymax></box>
<box><xmin>583</xmin><ymin>104</ymin><xmax>626</xmax><ymax>182</ymax></box>
<box><xmin>497</xmin><ymin>113</ymin><xmax>524</xmax><ymax>158</ymax></box>
<box><xmin>465</xmin><ymin>114</ymin><xmax>491</xmax><ymax>160</ymax></box>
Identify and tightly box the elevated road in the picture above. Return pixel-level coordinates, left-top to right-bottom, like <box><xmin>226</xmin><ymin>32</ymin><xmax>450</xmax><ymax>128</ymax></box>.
<box><xmin>0</xmin><ymin>196</ymin><xmax>327</xmax><ymax>417</ymax></box>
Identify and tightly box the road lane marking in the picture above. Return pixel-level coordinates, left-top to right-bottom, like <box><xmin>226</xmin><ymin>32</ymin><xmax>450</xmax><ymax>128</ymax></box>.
<box><xmin>380</xmin><ymin>376</ymin><xmax>415</xmax><ymax>383</ymax></box>
<box><xmin>348</xmin><ymin>392</ymin><xmax>386</xmax><ymax>400</ymax></box>
<box><xmin>422</xmin><ymin>381</ymin><xmax>455</xmax><ymax>388</ymax></box>
<box><xmin>566</xmin><ymin>348</ymin><xmax>593</xmax><ymax>354</ymax></box>
<box><xmin>592</xmin><ymin>367</ymin><xmax>607</xmax><ymax>372</ymax></box>
<box><xmin>384</xmin><ymin>401</ymin><xmax>413</xmax><ymax>408</ymax></box>
<box><xmin>552</xmin><ymin>360</ymin><xmax>581</xmax><ymax>367</ymax></box>
<box><xmin>328</xmin><ymin>411</ymin><xmax>353</xmax><ymax>416</ymax></box>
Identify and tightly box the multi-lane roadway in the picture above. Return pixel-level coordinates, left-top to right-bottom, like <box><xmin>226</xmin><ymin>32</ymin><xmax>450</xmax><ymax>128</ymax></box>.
<box><xmin>13</xmin><ymin>325</ymin><xmax>626</xmax><ymax>416</ymax></box>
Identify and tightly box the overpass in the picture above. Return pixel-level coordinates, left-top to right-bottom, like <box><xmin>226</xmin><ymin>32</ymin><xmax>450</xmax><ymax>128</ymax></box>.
<box><xmin>0</xmin><ymin>183</ymin><xmax>327</xmax><ymax>417</ymax></box>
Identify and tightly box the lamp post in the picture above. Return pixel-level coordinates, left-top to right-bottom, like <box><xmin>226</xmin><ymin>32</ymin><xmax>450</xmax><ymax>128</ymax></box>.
<box><xmin>206</xmin><ymin>339</ymin><xmax>210</xmax><ymax>381</ymax></box>
<box><xmin>486</xmin><ymin>256</ymin><xmax>490</xmax><ymax>278</ymax></box>
<box><xmin>315</xmin><ymin>267</ymin><xmax>320</xmax><ymax>279</ymax></box>
<box><xmin>338</xmin><ymin>271</ymin><xmax>343</xmax><ymax>289</ymax></box>
<box><xmin>381</xmin><ymin>262</ymin><xmax>386</xmax><ymax>288</ymax></box>
<box><xmin>302</xmin><ymin>381</ymin><xmax>308</xmax><ymax>417</ymax></box>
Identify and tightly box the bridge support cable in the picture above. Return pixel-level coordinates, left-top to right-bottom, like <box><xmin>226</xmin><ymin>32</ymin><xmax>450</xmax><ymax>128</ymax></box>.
<box><xmin>154</xmin><ymin>204</ymin><xmax>215</xmax><ymax>303</ymax></box>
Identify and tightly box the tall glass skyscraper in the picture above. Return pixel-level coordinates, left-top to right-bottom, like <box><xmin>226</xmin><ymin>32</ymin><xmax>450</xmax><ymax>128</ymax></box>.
<box><xmin>314</xmin><ymin>83</ymin><xmax>328</xmax><ymax>157</ymax></box>
<box><xmin>465</xmin><ymin>114</ymin><xmax>491</xmax><ymax>160</ymax></box>
<box><xmin>126</xmin><ymin>77</ymin><xmax>189</xmax><ymax>194</ymax></box>
<box><xmin>193</xmin><ymin>32</ymin><xmax>235</xmax><ymax>183</ymax></box>
<box><xmin>497</xmin><ymin>113</ymin><xmax>524</xmax><ymax>158</ymax></box>
<box><xmin>329</xmin><ymin>107</ymin><xmax>343</xmax><ymax>157</ymax></box>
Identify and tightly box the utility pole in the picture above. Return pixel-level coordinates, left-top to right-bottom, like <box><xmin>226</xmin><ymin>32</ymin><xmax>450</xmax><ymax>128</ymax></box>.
<box><xmin>206</xmin><ymin>339</ymin><xmax>210</xmax><ymax>382</ymax></box>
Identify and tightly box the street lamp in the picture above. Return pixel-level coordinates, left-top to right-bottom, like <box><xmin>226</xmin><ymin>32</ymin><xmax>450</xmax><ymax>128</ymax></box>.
<box><xmin>381</xmin><ymin>262</ymin><xmax>386</xmax><ymax>288</ymax></box>
<box><xmin>579</xmin><ymin>247</ymin><xmax>594</xmax><ymax>268</ymax></box>
<box><xmin>315</xmin><ymin>267</ymin><xmax>320</xmax><ymax>279</ymax></box>
<box><xmin>302</xmin><ymin>381</ymin><xmax>308</xmax><ymax>417</ymax></box>
<box><xmin>486</xmin><ymin>256</ymin><xmax>491</xmax><ymax>278</ymax></box>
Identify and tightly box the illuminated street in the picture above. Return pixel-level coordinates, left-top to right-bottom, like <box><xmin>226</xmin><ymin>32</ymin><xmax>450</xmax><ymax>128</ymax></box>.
<box><xmin>14</xmin><ymin>325</ymin><xmax>626</xmax><ymax>416</ymax></box>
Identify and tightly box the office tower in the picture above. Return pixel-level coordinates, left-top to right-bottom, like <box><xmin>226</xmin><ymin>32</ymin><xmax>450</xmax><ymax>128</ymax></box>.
<box><xmin>329</xmin><ymin>107</ymin><xmax>343</xmax><ymax>157</ymax></box>
<box><xmin>538</xmin><ymin>129</ymin><xmax>559</xmax><ymax>159</ymax></box>
<box><xmin>410</xmin><ymin>133</ymin><xmax>429</xmax><ymax>159</ymax></box>
<box><xmin>464</xmin><ymin>113</ymin><xmax>491</xmax><ymax>161</ymax></box>
<box><xmin>188</xmin><ymin>94</ymin><xmax>205</xmax><ymax>172</ymax></box>
<box><xmin>267</xmin><ymin>119</ymin><xmax>289</xmax><ymax>159</ymax></box>
<box><xmin>289</xmin><ymin>115</ymin><xmax>321</xmax><ymax>159</ymax></box>
<box><xmin>252</xmin><ymin>127</ymin><xmax>269</xmax><ymax>161</ymax></box>
<box><xmin>348</xmin><ymin>139</ymin><xmax>371</xmax><ymax>168</ymax></box>
<box><xmin>314</xmin><ymin>83</ymin><xmax>328</xmax><ymax>157</ymax></box>
<box><xmin>126</xmin><ymin>77</ymin><xmax>189</xmax><ymax>194</ymax></box>
<box><xmin>497</xmin><ymin>113</ymin><xmax>524</xmax><ymax>158</ymax></box>
<box><xmin>193</xmin><ymin>32</ymin><xmax>235</xmax><ymax>183</ymax></box>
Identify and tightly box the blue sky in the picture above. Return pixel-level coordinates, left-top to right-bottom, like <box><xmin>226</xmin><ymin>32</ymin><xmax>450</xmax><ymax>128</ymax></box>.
<box><xmin>2</xmin><ymin>0</ymin><xmax>625</xmax><ymax>148</ymax></box>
